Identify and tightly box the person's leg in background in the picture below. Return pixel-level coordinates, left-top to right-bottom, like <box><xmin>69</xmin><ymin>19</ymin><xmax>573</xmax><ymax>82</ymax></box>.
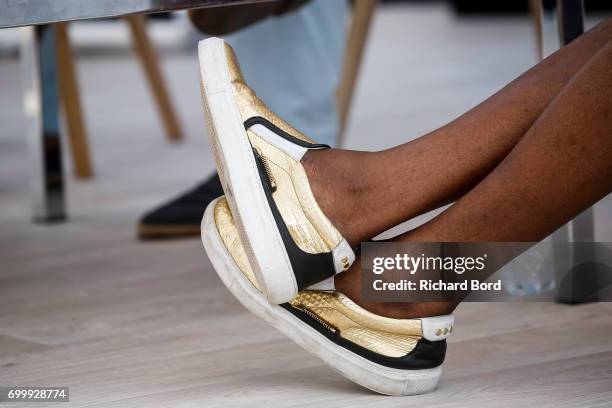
<box><xmin>334</xmin><ymin>37</ymin><xmax>612</xmax><ymax>319</ymax></box>
<box><xmin>137</xmin><ymin>0</ymin><xmax>348</xmax><ymax>239</ymax></box>
<box><xmin>226</xmin><ymin>0</ymin><xmax>346</xmax><ymax>147</ymax></box>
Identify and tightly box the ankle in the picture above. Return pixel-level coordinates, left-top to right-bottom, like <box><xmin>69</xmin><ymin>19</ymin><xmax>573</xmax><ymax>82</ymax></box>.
<box><xmin>334</xmin><ymin>266</ymin><xmax>457</xmax><ymax>319</ymax></box>
<box><xmin>301</xmin><ymin>149</ymin><xmax>374</xmax><ymax>248</ymax></box>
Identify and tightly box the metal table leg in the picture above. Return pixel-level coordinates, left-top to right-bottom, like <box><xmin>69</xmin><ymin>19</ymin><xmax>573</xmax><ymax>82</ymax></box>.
<box><xmin>557</xmin><ymin>0</ymin><xmax>585</xmax><ymax>45</ymax></box>
<box><xmin>538</xmin><ymin>0</ymin><xmax>598</xmax><ymax>302</ymax></box>
<box><xmin>556</xmin><ymin>0</ymin><xmax>592</xmax><ymax>289</ymax></box>
<box><xmin>557</xmin><ymin>0</ymin><xmax>592</xmax><ymax>248</ymax></box>
<box><xmin>20</xmin><ymin>24</ymin><xmax>66</xmax><ymax>222</ymax></box>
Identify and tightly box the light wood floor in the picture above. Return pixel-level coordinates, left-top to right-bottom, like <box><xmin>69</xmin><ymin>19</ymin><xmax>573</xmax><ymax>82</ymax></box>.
<box><xmin>1</xmin><ymin>5</ymin><xmax>611</xmax><ymax>407</ymax></box>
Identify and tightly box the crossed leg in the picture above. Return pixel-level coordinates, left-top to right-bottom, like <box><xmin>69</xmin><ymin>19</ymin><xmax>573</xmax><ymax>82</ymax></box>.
<box><xmin>303</xmin><ymin>20</ymin><xmax>612</xmax><ymax>318</ymax></box>
<box><xmin>303</xmin><ymin>18</ymin><xmax>612</xmax><ymax>248</ymax></box>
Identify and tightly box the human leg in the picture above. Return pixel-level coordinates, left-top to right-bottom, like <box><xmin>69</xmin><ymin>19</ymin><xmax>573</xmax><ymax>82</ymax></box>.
<box><xmin>304</xmin><ymin>19</ymin><xmax>612</xmax><ymax>248</ymax></box>
<box><xmin>336</xmin><ymin>39</ymin><xmax>612</xmax><ymax>318</ymax></box>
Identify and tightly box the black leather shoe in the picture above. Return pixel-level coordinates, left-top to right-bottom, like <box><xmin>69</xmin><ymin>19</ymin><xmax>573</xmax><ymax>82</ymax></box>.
<box><xmin>138</xmin><ymin>174</ymin><xmax>223</xmax><ymax>240</ymax></box>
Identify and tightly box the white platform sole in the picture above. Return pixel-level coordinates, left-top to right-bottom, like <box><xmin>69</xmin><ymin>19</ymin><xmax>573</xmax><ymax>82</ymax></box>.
<box><xmin>201</xmin><ymin>198</ymin><xmax>442</xmax><ymax>396</ymax></box>
<box><xmin>198</xmin><ymin>38</ymin><xmax>297</xmax><ymax>304</ymax></box>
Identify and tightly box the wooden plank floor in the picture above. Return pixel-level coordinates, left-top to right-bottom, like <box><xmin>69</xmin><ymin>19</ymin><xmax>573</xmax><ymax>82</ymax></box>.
<box><xmin>2</xmin><ymin>224</ymin><xmax>612</xmax><ymax>407</ymax></box>
<box><xmin>1</xmin><ymin>5</ymin><xmax>611</xmax><ymax>407</ymax></box>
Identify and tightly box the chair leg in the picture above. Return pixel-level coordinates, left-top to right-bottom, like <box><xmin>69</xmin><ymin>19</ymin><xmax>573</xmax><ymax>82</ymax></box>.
<box><xmin>55</xmin><ymin>22</ymin><xmax>94</xmax><ymax>179</ymax></box>
<box><xmin>125</xmin><ymin>15</ymin><xmax>182</xmax><ymax>142</ymax></box>
<box><xmin>529</xmin><ymin>0</ymin><xmax>544</xmax><ymax>60</ymax></box>
<box><xmin>336</xmin><ymin>0</ymin><xmax>378</xmax><ymax>147</ymax></box>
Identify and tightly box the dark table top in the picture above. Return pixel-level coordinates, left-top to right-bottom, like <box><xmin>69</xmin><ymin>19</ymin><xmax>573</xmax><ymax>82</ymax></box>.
<box><xmin>0</xmin><ymin>0</ymin><xmax>275</xmax><ymax>29</ymax></box>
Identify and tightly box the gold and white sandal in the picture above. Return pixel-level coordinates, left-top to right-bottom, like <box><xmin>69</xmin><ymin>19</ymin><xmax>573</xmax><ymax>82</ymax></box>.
<box><xmin>202</xmin><ymin>197</ymin><xmax>454</xmax><ymax>396</ymax></box>
<box><xmin>198</xmin><ymin>38</ymin><xmax>355</xmax><ymax>304</ymax></box>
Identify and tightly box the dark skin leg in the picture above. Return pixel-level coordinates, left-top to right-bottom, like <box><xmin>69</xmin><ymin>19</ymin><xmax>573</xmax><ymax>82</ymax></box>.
<box><xmin>303</xmin><ymin>20</ymin><xmax>612</xmax><ymax>318</ymax></box>
<box><xmin>334</xmin><ymin>39</ymin><xmax>612</xmax><ymax>319</ymax></box>
<box><xmin>302</xmin><ymin>19</ymin><xmax>612</xmax><ymax>249</ymax></box>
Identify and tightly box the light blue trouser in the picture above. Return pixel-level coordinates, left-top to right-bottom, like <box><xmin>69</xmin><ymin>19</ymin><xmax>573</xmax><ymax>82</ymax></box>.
<box><xmin>224</xmin><ymin>0</ymin><xmax>348</xmax><ymax>147</ymax></box>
